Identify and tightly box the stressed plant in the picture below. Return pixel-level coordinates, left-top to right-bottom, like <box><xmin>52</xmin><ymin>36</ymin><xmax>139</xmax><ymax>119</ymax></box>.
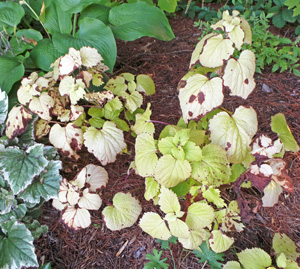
<box><xmin>0</xmin><ymin>89</ymin><xmax>62</xmax><ymax>269</ymax></box>
<box><xmin>7</xmin><ymin>46</ymin><xmax>155</xmax><ymax>165</ymax></box>
<box><xmin>132</xmin><ymin>10</ymin><xmax>299</xmax><ymax>259</ymax></box>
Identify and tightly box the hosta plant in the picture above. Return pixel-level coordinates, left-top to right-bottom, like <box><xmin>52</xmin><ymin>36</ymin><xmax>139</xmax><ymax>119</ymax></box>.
<box><xmin>7</xmin><ymin>46</ymin><xmax>155</xmax><ymax>165</ymax></box>
<box><xmin>134</xmin><ymin>10</ymin><xmax>299</xmax><ymax>254</ymax></box>
<box><xmin>0</xmin><ymin>89</ymin><xmax>62</xmax><ymax>269</ymax></box>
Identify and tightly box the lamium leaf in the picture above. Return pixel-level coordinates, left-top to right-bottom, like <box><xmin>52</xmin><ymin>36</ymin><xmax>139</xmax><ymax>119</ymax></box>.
<box><xmin>62</xmin><ymin>206</ymin><xmax>91</xmax><ymax>230</ymax></box>
<box><xmin>0</xmin><ymin>144</ymin><xmax>48</xmax><ymax>194</ymax></box>
<box><xmin>108</xmin><ymin>2</ymin><xmax>175</xmax><ymax>41</ymax></box>
<box><xmin>0</xmin><ymin>204</ymin><xmax>27</xmax><ymax>224</ymax></box>
<box><xmin>49</xmin><ymin>123</ymin><xmax>84</xmax><ymax>160</ymax></box>
<box><xmin>273</xmin><ymin>233</ymin><xmax>300</xmax><ymax>260</ymax></box>
<box><xmin>135</xmin><ymin>133</ymin><xmax>158</xmax><ymax>177</ymax></box>
<box><xmin>271</xmin><ymin>113</ymin><xmax>299</xmax><ymax>152</ymax></box>
<box><xmin>84</xmin><ymin>122</ymin><xmax>126</xmax><ymax>165</ymax></box>
<box><xmin>178</xmin><ymin>229</ymin><xmax>206</xmax><ymax>250</ymax></box>
<box><xmin>186</xmin><ymin>202</ymin><xmax>215</xmax><ymax>230</ymax></box>
<box><xmin>18</xmin><ymin>160</ymin><xmax>62</xmax><ymax>204</ymax></box>
<box><xmin>178</xmin><ymin>74</ymin><xmax>223</xmax><ymax>123</ymax></box>
<box><xmin>139</xmin><ymin>212</ymin><xmax>171</xmax><ymax>240</ymax></box>
<box><xmin>144</xmin><ymin>177</ymin><xmax>160</xmax><ymax>201</ymax></box>
<box><xmin>0</xmin><ymin>218</ymin><xmax>38</xmax><ymax>269</ymax></box>
<box><xmin>209</xmin><ymin>230</ymin><xmax>234</xmax><ymax>253</ymax></box>
<box><xmin>131</xmin><ymin>103</ymin><xmax>155</xmax><ymax>135</ymax></box>
<box><xmin>154</xmin><ymin>155</ymin><xmax>191</xmax><ymax>188</ymax></box>
<box><xmin>0</xmin><ymin>89</ymin><xmax>8</xmax><ymax>125</ymax></box>
<box><xmin>262</xmin><ymin>180</ymin><xmax>283</xmax><ymax>207</ymax></box>
<box><xmin>191</xmin><ymin>144</ymin><xmax>230</xmax><ymax>186</ymax></box>
<box><xmin>78</xmin><ymin>189</ymin><xmax>102</xmax><ymax>210</ymax></box>
<box><xmin>102</xmin><ymin>192</ymin><xmax>142</xmax><ymax>231</ymax></box>
<box><xmin>223</xmin><ymin>50</ymin><xmax>256</xmax><ymax>99</ymax></box>
<box><xmin>237</xmin><ymin>248</ymin><xmax>272</xmax><ymax>269</ymax></box>
<box><xmin>28</xmin><ymin>92</ymin><xmax>55</xmax><ymax>121</ymax></box>
<box><xmin>5</xmin><ymin>106</ymin><xmax>32</xmax><ymax>140</ymax></box>
<box><xmin>158</xmin><ymin>186</ymin><xmax>181</xmax><ymax>214</ymax></box>
<box><xmin>199</xmin><ymin>34</ymin><xmax>234</xmax><ymax>68</ymax></box>
<box><xmin>74</xmin><ymin>164</ymin><xmax>108</xmax><ymax>192</ymax></box>
<box><xmin>209</xmin><ymin>106</ymin><xmax>258</xmax><ymax>163</ymax></box>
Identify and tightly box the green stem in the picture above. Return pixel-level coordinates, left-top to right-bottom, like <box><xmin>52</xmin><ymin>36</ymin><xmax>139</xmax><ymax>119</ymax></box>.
<box><xmin>169</xmin><ymin>248</ymin><xmax>176</xmax><ymax>269</ymax></box>
<box><xmin>22</xmin><ymin>0</ymin><xmax>50</xmax><ymax>38</ymax></box>
<box><xmin>72</xmin><ymin>14</ymin><xmax>78</xmax><ymax>37</ymax></box>
<box><xmin>201</xmin><ymin>260</ymin><xmax>207</xmax><ymax>269</ymax></box>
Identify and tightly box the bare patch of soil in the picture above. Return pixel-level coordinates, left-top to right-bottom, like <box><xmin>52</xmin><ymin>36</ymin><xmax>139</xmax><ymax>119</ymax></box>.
<box><xmin>34</xmin><ymin>15</ymin><xmax>300</xmax><ymax>268</ymax></box>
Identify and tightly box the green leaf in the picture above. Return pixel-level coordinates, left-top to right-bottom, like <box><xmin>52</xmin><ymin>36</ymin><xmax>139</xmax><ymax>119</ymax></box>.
<box><xmin>108</xmin><ymin>2</ymin><xmax>175</xmax><ymax>41</ymax></box>
<box><xmin>209</xmin><ymin>106</ymin><xmax>258</xmax><ymax>163</ymax></box>
<box><xmin>102</xmin><ymin>192</ymin><xmax>141</xmax><ymax>231</ymax></box>
<box><xmin>191</xmin><ymin>144</ymin><xmax>230</xmax><ymax>186</ymax></box>
<box><xmin>193</xmin><ymin>241</ymin><xmax>224</xmax><ymax>269</ymax></box>
<box><xmin>144</xmin><ymin>177</ymin><xmax>160</xmax><ymax>201</ymax></box>
<box><xmin>0</xmin><ymin>2</ymin><xmax>25</xmax><ymax>34</ymax></box>
<box><xmin>155</xmin><ymin>155</ymin><xmax>191</xmax><ymax>188</ymax></box>
<box><xmin>0</xmin><ymin>90</ymin><xmax>8</xmax><ymax>125</ymax></box>
<box><xmin>0</xmin><ymin>188</ymin><xmax>16</xmax><ymax>215</ymax></box>
<box><xmin>202</xmin><ymin>187</ymin><xmax>226</xmax><ymax>208</ymax></box>
<box><xmin>230</xmin><ymin>163</ymin><xmax>246</xmax><ymax>182</ymax></box>
<box><xmin>18</xmin><ymin>160</ymin><xmax>62</xmax><ymax>204</ymax></box>
<box><xmin>112</xmin><ymin>118</ymin><xmax>130</xmax><ymax>132</ymax></box>
<box><xmin>223</xmin><ymin>261</ymin><xmax>241</xmax><ymax>269</ymax></box>
<box><xmin>30</xmin><ymin>38</ymin><xmax>62</xmax><ymax>71</ymax></box>
<box><xmin>16</xmin><ymin>29</ymin><xmax>43</xmax><ymax>43</ymax></box>
<box><xmin>158</xmin><ymin>0</ymin><xmax>178</xmax><ymax>12</ymax></box>
<box><xmin>273</xmin><ymin>233</ymin><xmax>300</xmax><ymax>260</ymax></box>
<box><xmin>44</xmin><ymin>1</ymin><xmax>72</xmax><ymax>34</ymax></box>
<box><xmin>53</xmin><ymin>17</ymin><xmax>116</xmax><ymax>71</ymax></box>
<box><xmin>81</xmin><ymin>4</ymin><xmax>111</xmax><ymax>25</ymax></box>
<box><xmin>144</xmin><ymin>249</ymin><xmax>169</xmax><ymax>269</ymax></box>
<box><xmin>131</xmin><ymin>103</ymin><xmax>155</xmax><ymax>135</ymax></box>
<box><xmin>0</xmin><ymin>218</ymin><xmax>38</xmax><ymax>269</ymax></box>
<box><xmin>0</xmin><ymin>204</ymin><xmax>27</xmax><ymax>223</ymax></box>
<box><xmin>271</xmin><ymin>113</ymin><xmax>299</xmax><ymax>152</ymax></box>
<box><xmin>0</xmin><ymin>144</ymin><xmax>48</xmax><ymax>194</ymax></box>
<box><xmin>135</xmin><ymin>133</ymin><xmax>158</xmax><ymax>177</ymax></box>
<box><xmin>0</xmin><ymin>56</ymin><xmax>24</xmax><ymax>94</ymax></box>
<box><xmin>158</xmin><ymin>186</ymin><xmax>181</xmax><ymax>214</ymax></box>
<box><xmin>237</xmin><ymin>248</ymin><xmax>272</xmax><ymax>269</ymax></box>
<box><xmin>272</xmin><ymin>13</ymin><xmax>286</xmax><ymax>28</ymax></box>
<box><xmin>136</xmin><ymin>74</ymin><xmax>156</xmax><ymax>96</ymax></box>
<box><xmin>54</xmin><ymin>0</ymin><xmax>110</xmax><ymax>13</ymax></box>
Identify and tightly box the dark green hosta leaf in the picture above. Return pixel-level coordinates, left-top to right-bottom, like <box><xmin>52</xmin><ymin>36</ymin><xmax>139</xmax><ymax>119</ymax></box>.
<box><xmin>53</xmin><ymin>17</ymin><xmax>116</xmax><ymax>71</ymax></box>
<box><xmin>30</xmin><ymin>38</ymin><xmax>62</xmax><ymax>71</ymax></box>
<box><xmin>0</xmin><ymin>2</ymin><xmax>25</xmax><ymax>34</ymax></box>
<box><xmin>0</xmin><ymin>218</ymin><xmax>38</xmax><ymax>269</ymax></box>
<box><xmin>16</xmin><ymin>29</ymin><xmax>43</xmax><ymax>42</ymax></box>
<box><xmin>44</xmin><ymin>1</ymin><xmax>72</xmax><ymax>34</ymax></box>
<box><xmin>81</xmin><ymin>4</ymin><xmax>111</xmax><ymax>24</ymax></box>
<box><xmin>54</xmin><ymin>0</ymin><xmax>110</xmax><ymax>13</ymax></box>
<box><xmin>0</xmin><ymin>56</ymin><xmax>24</xmax><ymax>94</ymax></box>
<box><xmin>0</xmin><ymin>144</ymin><xmax>48</xmax><ymax>194</ymax></box>
<box><xmin>19</xmin><ymin>160</ymin><xmax>62</xmax><ymax>204</ymax></box>
<box><xmin>0</xmin><ymin>204</ymin><xmax>27</xmax><ymax>224</ymax></box>
<box><xmin>108</xmin><ymin>2</ymin><xmax>175</xmax><ymax>41</ymax></box>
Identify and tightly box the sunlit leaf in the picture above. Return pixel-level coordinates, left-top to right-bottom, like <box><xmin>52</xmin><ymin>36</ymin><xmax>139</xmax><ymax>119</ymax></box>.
<box><xmin>262</xmin><ymin>180</ymin><xmax>283</xmax><ymax>207</ymax></box>
<box><xmin>237</xmin><ymin>248</ymin><xmax>272</xmax><ymax>269</ymax></box>
<box><xmin>273</xmin><ymin>233</ymin><xmax>300</xmax><ymax>261</ymax></box>
<box><xmin>158</xmin><ymin>186</ymin><xmax>181</xmax><ymax>214</ymax></box>
<box><xmin>178</xmin><ymin>229</ymin><xmax>206</xmax><ymax>250</ymax></box>
<box><xmin>29</xmin><ymin>92</ymin><xmax>54</xmax><ymax>121</ymax></box>
<box><xmin>62</xmin><ymin>206</ymin><xmax>91</xmax><ymax>230</ymax></box>
<box><xmin>209</xmin><ymin>230</ymin><xmax>234</xmax><ymax>253</ymax></box>
<box><xmin>131</xmin><ymin>103</ymin><xmax>155</xmax><ymax>135</ymax></box>
<box><xmin>186</xmin><ymin>202</ymin><xmax>215</xmax><ymax>230</ymax></box>
<box><xmin>78</xmin><ymin>189</ymin><xmax>102</xmax><ymax>210</ymax></box>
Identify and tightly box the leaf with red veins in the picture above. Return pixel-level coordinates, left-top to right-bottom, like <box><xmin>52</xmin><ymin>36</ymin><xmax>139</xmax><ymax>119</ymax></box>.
<box><xmin>70</xmin><ymin>105</ymin><xmax>84</xmax><ymax>121</ymax></box>
<box><xmin>49</xmin><ymin>123</ymin><xmax>84</xmax><ymax>160</ymax></box>
<box><xmin>29</xmin><ymin>92</ymin><xmax>54</xmax><ymax>121</ymax></box>
<box><xmin>59</xmin><ymin>48</ymin><xmax>82</xmax><ymax>76</ymax></box>
<box><xmin>5</xmin><ymin>106</ymin><xmax>32</xmax><ymax>140</ymax></box>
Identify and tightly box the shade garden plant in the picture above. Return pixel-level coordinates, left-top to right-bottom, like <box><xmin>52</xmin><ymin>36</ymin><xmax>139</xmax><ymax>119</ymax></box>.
<box><xmin>0</xmin><ymin>6</ymin><xmax>299</xmax><ymax>269</ymax></box>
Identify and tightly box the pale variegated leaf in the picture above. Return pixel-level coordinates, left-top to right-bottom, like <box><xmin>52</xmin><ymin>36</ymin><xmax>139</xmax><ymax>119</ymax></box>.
<box><xmin>144</xmin><ymin>177</ymin><xmax>160</xmax><ymax>201</ymax></box>
<box><xmin>78</xmin><ymin>189</ymin><xmax>102</xmax><ymax>210</ymax></box>
<box><xmin>35</xmin><ymin>119</ymin><xmax>50</xmax><ymax>139</ymax></box>
<box><xmin>125</xmin><ymin>91</ymin><xmax>143</xmax><ymax>113</ymax></box>
<box><xmin>178</xmin><ymin>229</ymin><xmax>206</xmax><ymax>250</ymax></box>
<box><xmin>223</xmin><ymin>50</ymin><xmax>256</xmax><ymax>99</ymax></box>
<box><xmin>62</xmin><ymin>206</ymin><xmax>91</xmax><ymax>230</ymax></box>
<box><xmin>5</xmin><ymin>106</ymin><xmax>32</xmax><ymax>140</ymax></box>
<box><xmin>262</xmin><ymin>180</ymin><xmax>283</xmax><ymax>207</ymax></box>
<box><xmin>139</xmin><ymin>212</ymin><xmax>171</xmax><ymax>240</ymax></box>
<box><xmin>0</xmin><ymin>89</ymin><xmax>8</xmax><ymax>125</ymax></box>
<box><xmin>237</xmin><ymin>248</ymin><xmax>272</xmax><ymax>269</ymax></box>
<box><xmin>84</xmin><ymin>122</ymin><xmax>126</xmax><ymax>165</ymax></box>
<box><xmin>167</xmin><ymin>217</ymin><xmax>189</xmax><ymax>239</ymax></box>
<box><xmin>49</xmin><ymin>123</ymin><xmax>84</xmax><ymax>160</ymax></box>
<box><xmin>186</xmin><ymin>202</ymin><xmax>215</xmax><ymax>230</ymax></box>
<box><xmin>59</xmin><ymin>76</ymin><xmax>86</xmax><ymax>105</ymax></box>
<box><xmin>29</xmin><ymin>92</ymin><xmax>54</xmax><ymax>121</ymax></box>
<box><xmin>80</xmin><ymin>46</ymin><xmax>103</xmax><ymax>68</ymax></box>
<box><xmin>59</xmin><ymin>48</ymin><xmax>82</xmax><ymax>76</ymax></box>
<box><xmin>228</xmin><ymin>25</ymin><xmax>244</xmax><ymax>50</ymax></box>
<box><xmin>102</xmin><ymin>192</ymin><xmax>141</xmax><ymax>231</ymax></box>
<box><xmin>209</xmin><ymin>230</ymin><xmax>234</xmax><ymax>253</ymax></box>
<box><xmin>178</xmin><ymin>74</ymin><xmax>223</xmax><ymax>123</ymax></box>
<box><xmin>131</xmin><ymin>103</ymin><xmax>155</xmax><ymax>135</ymax></box>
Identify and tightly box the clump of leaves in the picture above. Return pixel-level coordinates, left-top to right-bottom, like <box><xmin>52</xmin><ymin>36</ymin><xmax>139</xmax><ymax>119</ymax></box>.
<box><xmin>144</xmin><ymin>249</ymin><xmax>169</xmax><ymax>269</ymax></box>
<box><xmin>0</xmin><ymin>89</ymin><xmax>62</xmax><ymax>269</ymax></box>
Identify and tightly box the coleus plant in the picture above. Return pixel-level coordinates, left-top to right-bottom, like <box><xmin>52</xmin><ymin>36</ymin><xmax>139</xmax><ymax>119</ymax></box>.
<box><xmin>0</xmin><ymin>89</ymin><xmax>62</xmax><ymax>269</ymax></box>
<box><xmin>6</xmin><ymin>46</ymin><xmax>155</xmax><ymax>165</ymax></box>
<box><xmin>133</xmin><ymin>10</ymin><xmax>299</xmax><ymax>254</ymax></box>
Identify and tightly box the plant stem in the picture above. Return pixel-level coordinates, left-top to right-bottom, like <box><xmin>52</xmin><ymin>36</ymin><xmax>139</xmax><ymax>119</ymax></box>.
<box><xmin>148</xmin><ymin>120</ymin><xmax>169</xmax><ymax>125</ymax></box>
<box><xmin>22</xmin><ymin>0</ymin><xmax>50</xmax><ymax>38</ymax></box>
<box><xmin>169</xmin><ymin>248</ymin><xmax>176</xmax><ymax>269</ymax></box>
<box><xmin>201</xmin><ymin>260</ymin><xmax>207</xmax><ymax>269</ymax></box>
<box><xmin>72</xmin><ymin>14</ymin><xmax>78</xmax><ymax>37</ymax></box>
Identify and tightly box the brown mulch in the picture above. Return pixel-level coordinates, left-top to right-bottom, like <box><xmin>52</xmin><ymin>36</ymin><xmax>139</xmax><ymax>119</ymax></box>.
<box><xmin>34</xmin><ymin>15</ymin><xmax>300</xmax><ymax>268</ymax></box>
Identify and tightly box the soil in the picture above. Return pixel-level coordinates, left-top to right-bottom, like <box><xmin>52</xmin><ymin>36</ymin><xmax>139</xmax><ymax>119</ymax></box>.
<box><xmin>34</xmin><ymin>15</ymin><xmax>300</xmax><ymax>268</ymax></box>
